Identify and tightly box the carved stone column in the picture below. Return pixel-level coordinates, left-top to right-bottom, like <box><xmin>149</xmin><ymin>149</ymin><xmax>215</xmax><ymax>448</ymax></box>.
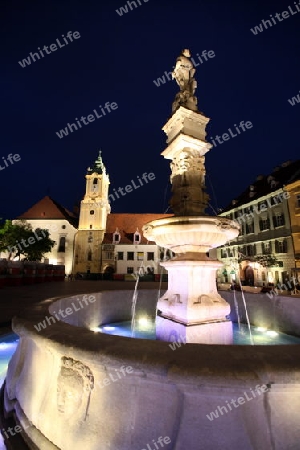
<box><xmin>162</xmin><ymin>106</ymin><xmax>211</xmax><ymax>216</ymax></box>
<box><xmin>143</xmin><ymin>105</ymin><xmax>240</xmax><ymax>344</ymax></box>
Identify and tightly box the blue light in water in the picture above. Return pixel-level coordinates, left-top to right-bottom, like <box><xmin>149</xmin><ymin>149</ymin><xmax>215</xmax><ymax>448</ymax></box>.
<box><xmin>100</xmin><ymin>320</ymin><xmax>300</xmax><ymax>345</ymax></box>
<box><xmin>0</xmin><ymin>342</ymin><xmax>18</xmax><ymax>351</ymax></box>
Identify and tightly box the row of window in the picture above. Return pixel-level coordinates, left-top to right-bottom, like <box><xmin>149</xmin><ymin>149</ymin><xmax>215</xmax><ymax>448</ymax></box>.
<box><xmin>80</xmin><ymin>251</ymin><xmax>156</xmax><ymax>263</ymax></box>
<box><xmin>113</xmin><ymin>231</ymin><xmax>141</xmax><ymax>245</ymax></box>
<box><xmin>227</xmin><ymin>192</ymin><xmax>300</xmax><ymax>223</ymax></box>
<box><xmin>127</xmin><ymin>267</ymin><xmax>154</xmax><ymax>274</ymax></box>
<box><xmin>117</xmin><ymin>252</ymin><xmax>155</xmax><ymax>261</ymax></box>
<box><xmin>239</xmin><ymin>214</ymin><xmax>285</xmax><ymax>234</ymax></box>
<box><xmin>220</xmin><ymin>240</ymin><xmax>288</xmax><ymax>258</ymax></box>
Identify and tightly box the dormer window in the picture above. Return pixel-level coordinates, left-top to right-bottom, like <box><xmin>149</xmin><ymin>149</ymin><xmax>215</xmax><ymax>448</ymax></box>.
<box><xmin>113</xmin><ymin>228</ymin><xmax>121</xmax><ymax>244</ymax></box>
<box><xmin>134</xmin><ymin>228</ymin><xmax>141</xmax><ymax>244</ymax></box>
<box><xmin>271</xmin><ymin>180</ymin><xmax>277</xmax><ymax>189</ymax></box>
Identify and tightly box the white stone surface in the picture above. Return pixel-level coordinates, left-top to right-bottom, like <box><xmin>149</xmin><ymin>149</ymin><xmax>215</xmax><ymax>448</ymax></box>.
<box><xmin>142</xmin><ymin>102</ymin><xmax>240</xmax><ymax>342</ymax></box>
<box><xmin>157</xmin><ymin>259</ymin><xmax>230</xmax><ymax>324</ymax></box>
<box><xmin>3</xmin><ymin>291</ymin><xmax>300</xmax><ymax>450</ymax></box>
<box><xmin>156</xmin><ymin>316</ymin><xmax>233</xmax><ymax>344</ymax></box>
<box><xmin>143</xmin><ymin>215</ymin><xmax>239</xmax><ymax>339</ymax></box>
<box><xmin>143</xmin><ymin>216</ymin><xmax>239</xmax><ymax>254</ymax></box>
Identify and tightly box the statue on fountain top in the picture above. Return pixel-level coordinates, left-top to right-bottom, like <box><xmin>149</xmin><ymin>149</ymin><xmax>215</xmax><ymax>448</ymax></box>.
<box><xmin>172</xmin><ymin>49</ymin><xmax>198</xmax><ymax>113</ymax></box>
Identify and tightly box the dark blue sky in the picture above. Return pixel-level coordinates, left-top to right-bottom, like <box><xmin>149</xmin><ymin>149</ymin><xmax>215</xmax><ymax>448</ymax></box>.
<box><xmin>1</xmin><ymin>0</ymin><xmax>299</xmax><ymax>220</ymax></box>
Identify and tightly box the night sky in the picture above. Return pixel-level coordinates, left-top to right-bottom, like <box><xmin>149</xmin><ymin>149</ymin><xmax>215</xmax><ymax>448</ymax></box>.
<box><xmin>1</xmin><ymin>0</ymin><xmax>299</xmax><ymax>221</ymax></box>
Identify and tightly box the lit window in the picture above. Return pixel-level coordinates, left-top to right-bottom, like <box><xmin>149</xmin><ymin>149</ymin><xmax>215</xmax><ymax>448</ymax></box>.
<box><xmin>262</xmin><ymin>242</ymin><xmax>272</xmax><ymax>254</ymax></box>
<box><xmin>260</xmin><ymin>218</ymin><xmax>270</xmax><ymax>231</ymax></box>
<box><xmin>273</xmin><ymin>214</ymin><xmax>285</xmax><ymax>227</ymax></box>
<box><xmin>221</xmin><ymin>249</ymin><xmax>227</xmax><ymax>258</ymax></box>
<box><xmin>246</xmin><ymin>222</ymin><xmax>254</xmax><ymax>234</ymax></box>
<box><xmin>137</xmin><ymin>252</ymin><xmax>144</xmax><ymax>261</ymax></box>
<box><xmin>275</xmin><ymin>240</ymin><xmax>288</xmax><ymax>254</ymax></box>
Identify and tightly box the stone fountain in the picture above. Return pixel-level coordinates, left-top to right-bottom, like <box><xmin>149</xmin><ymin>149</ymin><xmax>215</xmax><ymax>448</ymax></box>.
<box><xmin>143</xmin><ymin>48</ymin><xmax>239</xmax><ymax>344</ymax></box>
<box><xmin>2</xmin><ymin>50</ymin><xmax>300</xmax><ymax>450</ymax></box>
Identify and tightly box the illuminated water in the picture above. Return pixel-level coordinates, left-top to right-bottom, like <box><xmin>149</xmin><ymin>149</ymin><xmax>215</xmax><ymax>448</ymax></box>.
<box><xmin>0</xmin><ymin>333</ymin><xmax>19</xmax><ymax>450</ymax></box>
<box><xmin>99</xmin><ymin>320</ymin><xmax>300</xmax><ymax>345</ymax></box>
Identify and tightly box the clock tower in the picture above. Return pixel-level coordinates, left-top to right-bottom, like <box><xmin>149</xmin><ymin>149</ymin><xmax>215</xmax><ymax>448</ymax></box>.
<box><xmin>73</xmin><ymin>151</ymin><xmax>110</xmax><ymax>274</ymax></box>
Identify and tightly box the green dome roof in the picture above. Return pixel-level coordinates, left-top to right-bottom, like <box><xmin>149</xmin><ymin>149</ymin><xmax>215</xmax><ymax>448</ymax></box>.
<box><xmin>87</xmin><ymin>151</ymin><xmax>106</xmax><ymax>175</ymax></box>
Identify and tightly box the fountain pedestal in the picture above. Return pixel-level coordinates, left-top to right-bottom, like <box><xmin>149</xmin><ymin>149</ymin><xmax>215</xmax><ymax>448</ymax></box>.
<box><xmin>143</xmin><ymin>216</ymin><xmax>239</xmax><ymax>344</ymax></box>
<box><xmin>156</xmin><ymin>257</ymin><xmax>233</xmax><ymax>344</ymax></box>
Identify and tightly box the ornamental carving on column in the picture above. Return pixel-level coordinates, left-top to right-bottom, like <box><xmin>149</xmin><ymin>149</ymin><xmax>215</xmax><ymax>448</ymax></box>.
<box><xmin>171</xmin><ymin>152</ymin><xmax>205</xmax><ymax>176</ymax></box>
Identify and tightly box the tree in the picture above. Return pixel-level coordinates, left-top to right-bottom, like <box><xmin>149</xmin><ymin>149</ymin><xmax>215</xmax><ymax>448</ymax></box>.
<box><xmin>238</xmin><ymin>252</ymin><xmax>280</xmax><ymax>268</ymax></box>
<box><xmin>253</xmin><ymin>254</ymin><xmax>280</xmax><ymax>268</ymax></box>
<box><xmin>0</xmin><ymin>220</ymin><xmax>55</xmax><ymax>261</ymax></box>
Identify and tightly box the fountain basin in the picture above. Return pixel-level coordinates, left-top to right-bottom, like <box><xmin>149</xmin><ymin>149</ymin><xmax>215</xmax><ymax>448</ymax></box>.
<box><xmin>142</xmin><ymin>216</ymin><xmax>240</xmax><ymax>254</ymax></box>
<box><xmin>2</xmin><ymin>290</ymin><xmax>300</xmax><ymax>450</ymax></box>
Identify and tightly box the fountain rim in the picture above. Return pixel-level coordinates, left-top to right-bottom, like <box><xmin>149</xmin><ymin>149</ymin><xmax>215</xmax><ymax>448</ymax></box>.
<box><xmin>9</xmin><ymin>290</ymin><xmax>300</xmax><ymax>386</ymax></box>
<box><xmin>142</xmin><ymin>215</ymin><xmax>240</xmax><ymax>230</ymax></box>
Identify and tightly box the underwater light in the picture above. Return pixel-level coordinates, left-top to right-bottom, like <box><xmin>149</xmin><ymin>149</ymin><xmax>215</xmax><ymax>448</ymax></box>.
<box><xmin>256</xmin><ymin>327</ymin><xmax>267</xmax><ymax>332</ymax></box>
<box><xmin>103</xmin><ymin>326</ymin><xmax>116</xmax><ymax>331</ymax></box>
<box><xmin>138</xmin><ymin>317</ymin><xmax>149</xmax><ymax>326</ymax></box>
<box><xmin>266</xmin><ymin>330</ymin><xmax>279</xmax><ymax>337</ymax></box>
<box><xmin>90</xmin><ymin>327</ymin><xmax>102</xmax><ymax>333</ymax></box>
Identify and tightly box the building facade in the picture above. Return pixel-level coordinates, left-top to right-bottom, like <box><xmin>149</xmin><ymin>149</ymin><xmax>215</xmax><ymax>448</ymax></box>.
<box><xmin>11</xmin><ymin>196</ymin><xmax>78</xmax><ymax>274</ymax></box>
<box><xmin>7</xmin><ymin>152</ymin><xmax>172</xmax><ymax>277</ymax></box>
<box><xmin>286</xmin><ymin>177</ymin><xmax>300</xmax><ymax>276</ymax></box>
<box><xmin>217</xmin><ymin>160</ymin><xmax>300</xmax><ymax>287</ymax></box>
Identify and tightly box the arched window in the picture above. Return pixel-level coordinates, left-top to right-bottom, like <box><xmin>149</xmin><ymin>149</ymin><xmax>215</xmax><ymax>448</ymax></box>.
<box><xmin>58</xmin><ymin>237</ymin><xmax>66</xmax><ymax>253</ymax></box>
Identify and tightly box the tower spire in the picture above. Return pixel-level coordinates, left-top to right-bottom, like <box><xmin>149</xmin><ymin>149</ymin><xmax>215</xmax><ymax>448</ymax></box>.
<box><xmin>87</xmin><ymin>150</ymin><xmax>106</xmax><ymax>175</ymax></box>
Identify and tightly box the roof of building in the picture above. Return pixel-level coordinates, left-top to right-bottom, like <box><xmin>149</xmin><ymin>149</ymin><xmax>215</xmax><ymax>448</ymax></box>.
<box><xmin>222</xmin><ymin>159</ymin><xmax>300</xmax><ymax>212</ymax></box>
<box><xmin>17</xmin><ymin>196</ymin><xmax>78</xmax><ymax>227</ymax></box>
<box><xmin>103</xmin><ymin>213</ymin><xmax>173</xmax><ymax>245</ymax></box>
<box><xmin>87</xmin><ymin>151</ymin><xmax>106</xmax><ymax>175</ymax></box>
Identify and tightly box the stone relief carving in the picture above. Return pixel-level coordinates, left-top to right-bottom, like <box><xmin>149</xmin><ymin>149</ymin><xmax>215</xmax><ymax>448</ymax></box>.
<box><xmin>57</xmin><ymin>356</ymin><xmax>94</xmax><ymax>421</ymax></box>
<box><xmin>170</xmin><ymin>152</ymin><xmax>205</xmax><ymax>178</ymax></box>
